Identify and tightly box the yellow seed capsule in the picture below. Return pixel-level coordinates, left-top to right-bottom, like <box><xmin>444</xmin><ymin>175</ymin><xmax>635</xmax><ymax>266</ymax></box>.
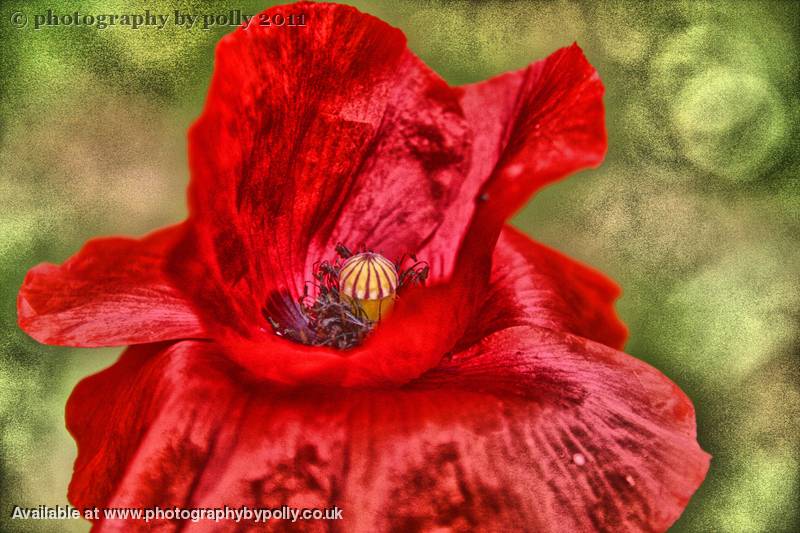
<box><xmin>338</xmin><ymin>252</ymin><xmax>398</xmax><ymax>322</ymax></box>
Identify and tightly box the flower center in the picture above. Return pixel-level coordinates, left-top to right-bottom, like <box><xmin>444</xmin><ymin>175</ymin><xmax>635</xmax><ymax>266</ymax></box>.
<box><xmin>338</xmin><ymin>252</ymin><xmax>398</xmax><ymax>322</ymax></box>
<box><xmin>268</xmin><ymin>244</ymin><xmax>428</xmax><ymax>349</ymax></box>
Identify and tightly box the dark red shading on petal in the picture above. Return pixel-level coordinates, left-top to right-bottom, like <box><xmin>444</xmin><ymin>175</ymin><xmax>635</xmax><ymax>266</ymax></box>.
<box><xmin>416</xmin><ymin>325</ymin><xmax>709</xmax><ymax>532</ymax></box>
<box><xmin>18</xmin><ymin>225</ymin><xmax>204</xmax><ymax>347</ymax></box>
<box><xmin>457</xmin><ymin>225</ymin><xmax>627</xmax><ymax>351</ymax></box>
<box><xmin>422</xmin><ymin>43</ymin><xmax>607</xmax><ymax>279</ymax></box>
<box><xmin>68</xmin><ymin>338</ymin><xmax>707</xmax><ymax>532</ymax></box>
<box><xmin>178</xmin><ymin>2</ymin><xmax>470</xmax><ymax>335</ymax></box>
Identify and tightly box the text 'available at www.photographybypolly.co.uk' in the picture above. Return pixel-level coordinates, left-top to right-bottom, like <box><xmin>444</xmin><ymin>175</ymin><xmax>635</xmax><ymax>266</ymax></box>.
<box><xmin>11</xmin><ymin>504</ymin><xmax>343</xmax><ymax>523</ymax></box>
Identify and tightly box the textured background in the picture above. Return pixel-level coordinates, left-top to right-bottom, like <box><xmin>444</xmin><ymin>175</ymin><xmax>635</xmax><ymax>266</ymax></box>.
<box><xmin>1</xmin><ymin>1</ymin><xmax>798</xmax><ymax>531</ymax></box>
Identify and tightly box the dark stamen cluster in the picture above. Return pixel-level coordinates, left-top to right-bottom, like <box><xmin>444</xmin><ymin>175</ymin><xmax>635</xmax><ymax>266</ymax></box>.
<box><xmin>268</xmin><ymin>244</ymin><xmax>429</xmax><ymax>350</ymax></box>
<box><xmin>396</xmin><ymin>253</ymin><xmax>430</xmax><ymax>289</ymax></box>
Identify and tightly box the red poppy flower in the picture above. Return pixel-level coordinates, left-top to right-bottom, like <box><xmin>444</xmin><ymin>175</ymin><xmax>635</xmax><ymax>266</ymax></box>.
<box><xmin>18</xmin><ymin>3</ymin><xmax>709</xmax><ymax>531</ymax></box>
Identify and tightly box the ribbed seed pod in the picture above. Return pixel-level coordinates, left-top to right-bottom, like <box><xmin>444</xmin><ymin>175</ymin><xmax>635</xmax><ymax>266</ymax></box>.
<box><xmin>338</xmin><ymin>252</ymin><xmax>398</xmax><ymax>321</ymax></box>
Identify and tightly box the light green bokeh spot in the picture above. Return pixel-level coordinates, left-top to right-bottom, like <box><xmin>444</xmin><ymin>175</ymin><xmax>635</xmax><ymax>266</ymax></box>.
<box><xmin>672</xmin><ymin>67</ymin><xmax>787</xmax><ymax>181</ymax></box>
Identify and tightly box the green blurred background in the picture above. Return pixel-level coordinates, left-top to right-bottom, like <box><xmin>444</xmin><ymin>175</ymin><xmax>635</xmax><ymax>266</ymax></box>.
<box><xmin>1</xmin><ymin>1</ymin><xmax>798</xmax><ymax>531</ymax></box>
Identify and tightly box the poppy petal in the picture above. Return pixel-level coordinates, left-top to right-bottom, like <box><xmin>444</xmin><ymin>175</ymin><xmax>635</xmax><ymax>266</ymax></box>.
<box><xmin>18</xmin><ymin>225</ymin><xmax>204</xmax><ymax>347</ymax></box>
<box><xmin>475</xmin><ymin>43</ymin><xmax>607</xmax><ymax>215</ymax></box>
<box><xmin>181</xmin><ymin>2</ymin><xmax>470</xmax><ymax>332</ymax></box>
<box><xmin>457</xmin><ymin>225</ymin><xmax>628</xmax><ymax>351</ymax></box>
<box><xmin>417</xmin><ymin>325</ymin><xmax>710</xmax><ymax>531</ymax></box>
<box><xmin>422</xmin><ymin>43</ymin><xmax>607</xmax><ymax>278</ymax></box>
<box><xmin>68</xmin><ymin>338</ymin><xmax>707</xmax><ymax>532</ymax></box>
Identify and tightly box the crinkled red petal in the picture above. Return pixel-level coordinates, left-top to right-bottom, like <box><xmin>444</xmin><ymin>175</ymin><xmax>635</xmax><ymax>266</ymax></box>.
<box><xmin>422</xmin><ymin>42</ymin><xmax>607</xmax><ymax>279</ymax></box>
<box><xmin>456</xmin><ymin>225</ymin><xmax>627</xmax><ymax>351</ymax></box>
<box><xmin>17</xmin><ymin>225</ymin><xmax>204</xmax><ymax>347</ymax></box>
<box><xmin>67</xmin><ymin>336</ymin><xmax>707</xmax><ymax>532</ymax></box>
